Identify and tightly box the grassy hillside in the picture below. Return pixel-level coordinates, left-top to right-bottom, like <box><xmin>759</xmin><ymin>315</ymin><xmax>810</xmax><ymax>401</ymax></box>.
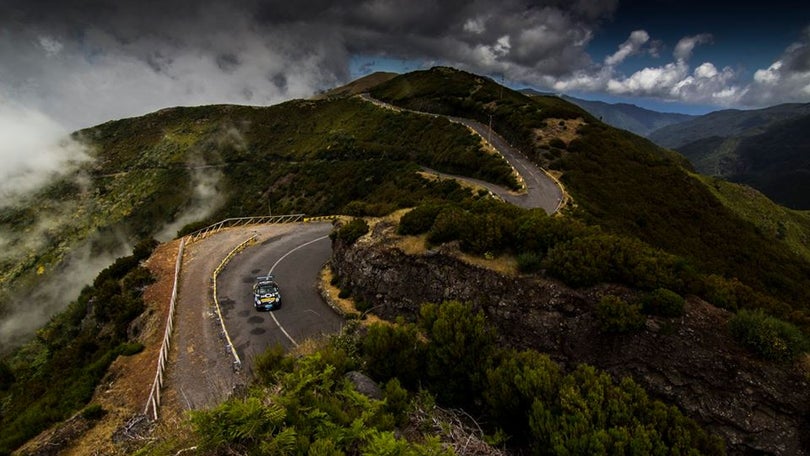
<box><xmin>0</xmin><ymin>96</ymin><xmax>515</xmax><ymax>349</ymax></box>
<box><xmin>313</xmin><ymin>71</ymin><xmax>398</xmax><ymax>99</ymax></box>
<box><xmin>0</xmin><ymin>241</ymin><xmax>156</xmax><ymax>454</ymax></box>
<box><xmin>371</xmin><ymin>67</ymin><xmax>810</xmax><ymax>331</ymax></box>
<box><xmin>698</xmin><ymin>175</ymin><xmax>810</xmax><ymax>263</ymax></box>
<box><xmin>730</xmin><ymin>114</ymin><xmax>810</xmax><ymax>209</ymax></box>
<box><xmin>649</xmin><ymin>105</ymin><xmax>810</xmax><ymax>209</ymax></box>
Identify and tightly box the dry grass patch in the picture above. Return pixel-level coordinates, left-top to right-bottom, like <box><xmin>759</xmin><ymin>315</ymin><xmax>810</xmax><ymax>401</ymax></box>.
<box><xmin>395</xmin><ymin>233</ymin><xmax>429</xmax><ymax>255</ymax></box>
<box><xmin>320</xmin><ymin>266</ymin><xmax>360</xmax><ymax>318</ymax></box>
<box><xmin>416</xmin><ymin>170</ymin><xmax>489</xmax><ymax>194</ymax></box>
<box><xmin>319</xmin><ymin>266</ymin><xmax>386</xmax><ymax>325</ymax></box>
<box><xmin>533</xmin><ymin>117</ymin><xmax>586</xmax><ymax>146</ymax></box>
<box><xmin>457</xmin><ymin>252</ymin><xmax>518</xmax><ymax>276</ymax></box>
<box><xmin>800</xmin><ymin>354</ymin><xmax>810</xmax><ymax>380</ymax></box>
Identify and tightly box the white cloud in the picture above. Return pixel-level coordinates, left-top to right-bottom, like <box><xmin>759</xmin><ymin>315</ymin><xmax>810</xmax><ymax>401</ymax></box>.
<box><xmin>553</xmin><ymin>30</ymin><xmax>754</xmax><ymax>107</ymax></box>
<box><xmin>605</xmin><ymin>30</ymin><xmax>649</xmax><ymax>66</ymax></box>
<box><xmin>754</xmin><ymin>61</ymin><xmax>783</xmax><ymax>84</ymax></box>
<box><xmin>673</xmin><ymin>33</ymin><xmax>713</xmax><ymax>61</ymax></box>
<box><xmin>694</xmin><ymin>62</ymin><xmax>718</xmax><ymax>79</ymax></box>
<box><xmin>37</xmin><ymin>35</ymin><xmax>63</xmax><ymax>56</ymax></box>
<box><xmin>743</xmin><ymin>28</ymin><xmax>810</xmax><ymax>105</ymax></box>
<box><xmin>463</xmin><ymin>17</ymin><xmax>486</xmax><ymax>34</ymax></box>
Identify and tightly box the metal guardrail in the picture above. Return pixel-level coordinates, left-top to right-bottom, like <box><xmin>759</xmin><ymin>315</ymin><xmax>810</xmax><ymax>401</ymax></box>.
<box><xmin>144</xmin><ymin>236</ymin><xmax>186</xmax><ymax>421</ymax></box>
<box><xmin>187</xmin><ymin>214</ymin><xmax>305</xmax><ymax>243</ymax></box>
<box><xmin>143</xmin><ymin>214</ymin><xmax>319</xmax><ymax>420</ymax></box>
<box><xmin>211</xmin><ymin>235</ymin><xmax>258</xmax><ymax>371</ymax></box>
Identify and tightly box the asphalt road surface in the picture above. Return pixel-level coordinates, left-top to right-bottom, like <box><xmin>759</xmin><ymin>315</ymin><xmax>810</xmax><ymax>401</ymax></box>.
<box><xmin>449</xmin><ymin>116</ymin><xmax>562</xmax><ymax>213</ymax></box>
<box><xmin>215</xmin><ymin>222</ymin><xmax>343</xmax><ymax>375</ymax></box>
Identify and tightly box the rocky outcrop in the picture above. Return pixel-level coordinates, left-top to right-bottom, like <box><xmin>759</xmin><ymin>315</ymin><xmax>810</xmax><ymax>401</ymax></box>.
<box><xmin>331</xmin><ymin>222</ymin><xmax>810</xmax><ymax>455</ymax></box>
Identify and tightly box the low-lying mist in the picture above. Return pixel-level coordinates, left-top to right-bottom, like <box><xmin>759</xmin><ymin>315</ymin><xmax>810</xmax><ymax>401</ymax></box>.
<box><xmin>0</xmin><ymin>232</ymin><xmax>132</xmax><ymax>352</ymax></box>
<box><xmin>0</xmin><ymin>102</ymin><xmax>90</xmax><ymax>206</ymax></box>
<box><xmin>0</xmin><ymin>114</ymin><xmax>246</xmax><ymax>352</ymax></box>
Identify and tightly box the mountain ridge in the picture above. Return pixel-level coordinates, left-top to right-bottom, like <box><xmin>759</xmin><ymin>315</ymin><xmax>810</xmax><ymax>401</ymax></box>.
<box><xmin>648</xmin><ymin>102</ymin><xmax>810</xmax><ymax>209</ymax></box>
<box><xmin>1</xmin><ymin>66</ymin><xmax>809</xmax><ymax>455</ymax></box>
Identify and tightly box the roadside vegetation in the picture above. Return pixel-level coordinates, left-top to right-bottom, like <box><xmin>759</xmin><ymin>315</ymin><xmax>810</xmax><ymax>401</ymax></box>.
<box><xmin>0</xmin><ymin>240</ymin><xmax>157</xmax><ymax>455</ymax></box>
<box><xmin>396</xmin><ymin>197</ymin><xmax>810</xmax><ymax>361</ymax></box>
<box><xmin>135</xmin><ymin>302</ymin><xmax>724</xmax><ymax>455</ymax></box>
<box><xmin>373</xmin><ymin>66</ymin><xmax>810</xmax><ymax>346</ymax></box>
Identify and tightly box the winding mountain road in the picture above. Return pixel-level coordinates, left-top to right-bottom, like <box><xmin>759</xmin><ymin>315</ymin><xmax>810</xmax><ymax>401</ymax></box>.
<box><xmin>360</xmin><ymin>93</ymin><xmax>563</xmax><ymax>214</ymax></box>
<box><xmin>161</xmin><ymin>94</ymin><xmax>566</xmax><ymax>416</ymax></box>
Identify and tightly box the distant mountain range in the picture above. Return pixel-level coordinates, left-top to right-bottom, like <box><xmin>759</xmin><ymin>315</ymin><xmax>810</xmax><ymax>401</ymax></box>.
<box><xmin>521</xmin><ymin>88</ymin><xmax>810</xmax><ymax>210</ymax></box>
<box><xmin>648</xmin><ymin>103</ymin><xmax>810</xmax><ymax>209</ymax></box>
<box><xmin>520</xmin><ymin>89</ymin><xmax>695</xmax><ymax>136</ymax></box>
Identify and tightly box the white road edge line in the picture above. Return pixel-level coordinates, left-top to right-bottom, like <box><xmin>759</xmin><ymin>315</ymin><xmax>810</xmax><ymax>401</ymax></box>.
<box><xmin>266</xmin><ymin>234</ymin><xmax>330</xmax><ymax>347</ymax></box>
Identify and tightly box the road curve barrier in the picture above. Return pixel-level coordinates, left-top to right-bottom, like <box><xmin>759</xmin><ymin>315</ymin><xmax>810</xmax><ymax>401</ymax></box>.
<box><xmin>211</xmin><ymin>235</ymin><xmax>259</xmax><ymax>372</ymax></box>
<box><xmin>143</xmin><ymin>214</ymin><xmax>340</xmax><ymax>421</ymax></box>
<box><xmin>303</xmin><ymin>215</ymin><xmax>341</xmax><ymax>223</ymax></box>
<box><xmin>144</xmin><ymin>236</ymin><xmax>186</xmax><ymax>421</ymax></box>
<box><xmin>188</xmin><ymin>214</ymin><xmax>305</xmax><ymax>243</ymax></box>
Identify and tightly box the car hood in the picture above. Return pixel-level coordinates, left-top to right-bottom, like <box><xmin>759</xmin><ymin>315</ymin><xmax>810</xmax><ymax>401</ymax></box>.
<box><xmin>256</xmin><ymin>293</ymin><xmax>280</xmax><ymax>302</ymax></box>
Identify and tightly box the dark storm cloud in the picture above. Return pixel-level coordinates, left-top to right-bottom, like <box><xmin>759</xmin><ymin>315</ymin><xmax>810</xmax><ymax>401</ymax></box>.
<box><xmin>0</xmin><ymin>0</ymin><xmax>626</xmax><ymax>218</ymax></box>
<box><xmin>0</xmin><ymin>0</ymin><xmax>624</xmax><ymax>131</ymax></box>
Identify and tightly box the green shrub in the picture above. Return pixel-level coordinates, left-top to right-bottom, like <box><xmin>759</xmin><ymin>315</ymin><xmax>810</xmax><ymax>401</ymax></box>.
<box><xmin>0</xmin><ymin>361</ymin><xmax>14</xmax><ymax>391</ymax></box>
<box><xmin>458</xmin><ymin>212</ymin><xmax>511</xmax><ymax>254</ymax></box>
<box><xmin>419</xmin><ymin>301</ymin><xmax>495</xmax><ymax>405</ymax></box>
<box><xmin>426</xmin><ymin>207</ymin><xmax>469</xmax><ymax>245</ymax></box>
<box><xmin>596</xmin><ymin>295</ymin><xmax>646</xmax><ymax>334</ymax></box>
<box><xmin>81</xmin><ymin>404</ymin><xmax>105</xmax><ymax>420</ymax></box>
<box><xmin>543</xmin><ymin>234</ymin><xmax>682</xmax><ymax>290</ymax></box>
<box><xmin>253</xmin><ymin>344</ymin><xmax>292</xmax><ymax>385</ymax></box>
<box><xmin>398</xmin><ymin>204</ymin><xmax>446</xmax><ymax>235</ymax></box>
<box><xmin>382</xmin><ymin>378</ymin><xmax>410</xmax><ymax>426</ymax></box>
<box><xmin>516</xmin><ymin>251</ymin><xmax>544</xmax><ymax>273</ymax></box>
<box><xmin>728</xmin><ymin>310</ymin><xmax>809</xmax><ymax>362</ymax></box>
<box><xmin>362</xmin><ymin>321</ymin><xmax>425</xmax><ymax>389</ymax></box>
<box><xmin>331</xmin><ymin>218</ymin><xmax>369</xmax><ymax>245</ymax></box>
<box><xmin>527</xmin><ymin>365</ymin><xmax>725</xmax><ymax>455</ymax></box>
<box><xmin>548</xmin><ymin>138</ymin><xmax>566</xmax><ymax>149</ymax></box>
<box><xmin>484</xmin><ymin>350</ymin><xmax>562</xmax><ymax>439</ymax></box>
<box><xmin>116</xmin><ymin>342</ymin><xmax>145</xmax><ymax>356</ymax></box>
<box><xmin>355</xmin><ymin>299</ymin><xmax>372</xmax><ymax>314</ymax></box>
<box><xmin>642</xmin><ymin>288</ymin><xmax>685</xmax><ymax>317</ymax></box>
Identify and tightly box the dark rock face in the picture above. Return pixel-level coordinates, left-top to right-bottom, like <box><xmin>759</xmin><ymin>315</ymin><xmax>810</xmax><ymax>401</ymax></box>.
<box><xmin>345</xmin><ymin>371</ymin><xmax>383</xmax><ymax>400</ymax></box>
<box><xmin>332</xmin><ymin>231</ymin><xmax>810</xmax><ymax>455</ymax></box>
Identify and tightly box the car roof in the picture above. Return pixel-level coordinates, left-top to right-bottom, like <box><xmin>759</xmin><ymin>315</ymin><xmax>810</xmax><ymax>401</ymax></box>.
<box><xmin>254</xmin><ymin>275</ymin><xmax>278</xmax><ymax>288</ymax></box>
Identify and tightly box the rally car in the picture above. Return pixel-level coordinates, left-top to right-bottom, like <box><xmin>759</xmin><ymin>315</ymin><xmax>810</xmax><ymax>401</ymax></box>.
<box><xmin>253</xmin><ymin>275</ymin><xmax>282</xmax><ymax>311</ymax></box>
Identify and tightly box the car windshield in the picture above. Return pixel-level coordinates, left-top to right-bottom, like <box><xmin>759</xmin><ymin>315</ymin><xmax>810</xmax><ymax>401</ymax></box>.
<box><xmin>256</xmin><ymin>284</ymin><xmax>277</xmax><ymax>295</ymax></box>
